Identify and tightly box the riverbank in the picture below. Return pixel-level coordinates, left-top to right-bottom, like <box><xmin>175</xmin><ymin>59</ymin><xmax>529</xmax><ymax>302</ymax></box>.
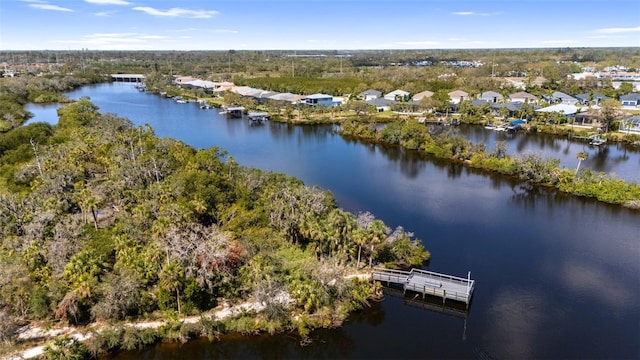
<box><xmin>339</xmin><ymin>119</ymin><xmax>640</xmax><ymax>209</ymax></box>
<box><xmin>3</xmin><ymin>297</ymin><xmax>289</xmax><ymax>359</ymax></box>
<box><xmin>3</xmin><ymin>272</ymin><xmax>377</xmax><ymax>360</ymax></box>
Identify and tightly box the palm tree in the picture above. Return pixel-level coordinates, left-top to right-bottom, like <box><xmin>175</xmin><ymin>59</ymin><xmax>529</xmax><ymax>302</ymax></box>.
<box><xmin>160</xmin><ymin>261</ymin><xmax>184</xmax><ymax>314</ymax></box>
<box><xmin>575</xmin><ymin>151</ymin><xmax>588</xmax><ymax>175</ymax></box>
<box><xmin>367</xmin><ymin>220</ymin><xmax>389</xmax><ymax>268</ymax></box>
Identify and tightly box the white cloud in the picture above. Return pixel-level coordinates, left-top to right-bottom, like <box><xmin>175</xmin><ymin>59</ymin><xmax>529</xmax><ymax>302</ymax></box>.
<box><xmin>595</xmin><ymin>26</ymin><xmax>640</xmax><ymax>34</ymax></box>
<box><xmin>94</xmin><ymin>11</ymin><xmax>115</xmax><ymax>16</ymax></box>
<box><xmin>212</xmin><ymin>29</ymin><xmax>239</xmax><ymax>34</ymax></box>
<box><xmin>85</xmin><ymin>0</ymin><xmax>130</xmax><ymax>4</ymax></box>
<box><xmin>27</xmin><ymin>2</ymin><xmax>74</xmax><ymax>12</ymax></box>
<box><xmin>132</xmin><ymin>6</ymin><xmax>219</xmax><ymax>18</ymax></box>
<box><xmin>451</xmin><ymin>11</ymin><xmax>499</xmax><ymax>16</ymax></box>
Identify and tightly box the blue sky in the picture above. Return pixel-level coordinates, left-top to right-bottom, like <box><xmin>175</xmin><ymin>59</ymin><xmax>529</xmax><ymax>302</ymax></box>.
<box><xmin>1</xmin><ymin>0</ymin><xmax>639</xmax><ymax>50</ymax></box>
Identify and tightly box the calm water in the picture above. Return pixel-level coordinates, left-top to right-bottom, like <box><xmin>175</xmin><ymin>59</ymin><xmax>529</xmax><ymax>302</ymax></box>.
<box><xmin>26</xmin><ymin>84</ymin><xmax>640</xmax><ymax>359</ymax></box>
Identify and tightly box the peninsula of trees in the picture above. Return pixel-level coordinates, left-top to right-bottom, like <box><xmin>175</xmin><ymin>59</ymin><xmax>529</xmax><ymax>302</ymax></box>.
<box><xmin>0</xmin><ymin>98</ymin><xmax>429</xmax><ymax>357</ymax></box>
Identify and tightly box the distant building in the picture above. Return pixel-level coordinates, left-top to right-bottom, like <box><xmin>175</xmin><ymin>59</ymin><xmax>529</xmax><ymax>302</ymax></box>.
<box><xmin>478</xmin><ymin>91</ymin><xmax>503</xmax><ymax>103</ymax></box>
<box><xmin>509</xmin><ymin>91</ymin><xmax>538</xmax><ymax>104</ymax></box>
<box><xmin>357</xmin><ymin>89</ymin><xmax>382</xmax><ymax>101</ymax></box>
<box><xmin>620</xmin><ymin>93</ymin><xmax>640</xmax><ymax>107</ymax></box>
<box><xmin>365</xmin><ymin>98</ymin><xmax>395</xmax><ymax>112</ymax></box>
<box><xmin>536</xmin><ymin>104</ymin><xmax>579</xmax><ymax>117</ymax></box>
<box><xmin>268</xmin><ymin>92</ymin><xmax>304</xmax><ymax>104</ymax></box>
<box><xmin>544</xmin><ymin>91</ymin><xmax>579</xmax><ymax>105</ymax></box>
<box><xmin>174</xmin><ymin>76</ymin><xmax>198</xmax><ymax>85</ymax></box>
<box><xmin>448</xmin><ymin>90</ymin><xmax>469</xmax><ymax>104</ymax></box>
<box><xmin>574</xmin><ymin>92</ymin><xmax>611</xmax><ymax>106</ymax></box>
<box><xmin>412</xmin><ymin>90</ymin><xmax>434</xmax><ymax>102</ymax></box>
<box><xmin>384</xmin><ymin>89</ymin><xmax>411</xmax><ymax>102</ymax></box>
<box><xmin>302</xmin><ymin>93</ymin><xmax>336</xmax><ymax>107</ymax></box>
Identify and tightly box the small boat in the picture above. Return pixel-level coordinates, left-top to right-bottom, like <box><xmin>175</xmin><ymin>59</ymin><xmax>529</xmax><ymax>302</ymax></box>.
<box><xmin>176</xmin><ymin>99</ymin><xmax>187</xmax><ymax>104</ymax></box>
<box><xmin>588</xmin><ymin>134</ymin><xmax>607</xmax><ymax>146</ymax></box>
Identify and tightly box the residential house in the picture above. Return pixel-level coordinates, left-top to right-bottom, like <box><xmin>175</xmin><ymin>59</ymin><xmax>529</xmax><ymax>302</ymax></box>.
<box><xmin>412</xmin><ymin>90</ymin><xmax>434</xmax><ymax>102</ymax></box>
<box><xmin>268</xmin><ymin>92</ymin><xmax>303</xmax><ymax>104</ymax></box>
<box><xmin>232</xmin><ymin>86</ymin><xmax>262</xmax><ymax>97</ymax></box>
<box><xmin>544</xmin><ymin>91</ymin><xmax>579</xmax><ymax>105</ymax></box>
<box><xmin>302</xmin><ymin>93</ymin><xmax>336</xmax><ymax>107</ymax></box>
<box><xmin>212</xmin><ymin>81</ymin><xmax>235</xmax><ymax>93</ymax></box>
<box><xmin>509</xmin><ymin>91</ymin><xmax>539</xmax><ymax>104</ymax></box>
<box><xmin>365</xmin><ymin>98</ymin><xmax>395</xmax><ymax>112</ymax></box>
<box><xmin>573</xmin><ymin>110</ymin><xmax>602</xmax><ymax>128</ymax></box>
<box><xmin>252</xmin><ymin>90</ymin><xmax>280</xmax><ymax>104</ymax></box>
<box><xmin>384</xmin><ymin>89</ymin><xmax>411</xmax><ymax>102</ymax></box>
<box><xmin>619</xmin><ymin>115</ymin><xmax>640</xmax><ymax>133</ymax></box>
<box><xmin>448</xmin><ymin>90</ymin><xmax>469</xmax><ymax>104</ymax></box>
<box><xmin>574</xmin><ymin>92</ymin><xmax>611</xmax><ymax>106</ymax></box>
<box><xmin>478</xmin><ymin>91</ymin><xmax>504</xmax><ymax>103</ymax></box>
<box><xmin>357</xmin><ymin>89</ymin><xmax>382</xmax><ymax>101</ymax></box>
<box><xmin>620</xmin><ymin>93</ymin><xmax>640</xmax><ymax>107</ymax></box>
<box><xmin>535</xmin><ymin>104</ymin><xmax>579</xmax><ymax>121</ymax></box>
<box><xmin>174</xmin><ymin>76</ymin><xmax>198</xmax><ymax>85</ymax></box>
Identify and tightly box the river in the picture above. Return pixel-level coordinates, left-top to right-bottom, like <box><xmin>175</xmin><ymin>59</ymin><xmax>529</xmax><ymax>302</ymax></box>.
<box><xmin>25</xmin><ymin>83</ymin><xmax>640</xmax><ymax>359</ymax></box>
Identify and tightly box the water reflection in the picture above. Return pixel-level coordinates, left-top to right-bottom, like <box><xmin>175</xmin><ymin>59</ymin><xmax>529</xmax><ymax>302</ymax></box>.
<box><xmin>484</xmin><ymin>287</ymin><xmax>551</xmax><ymax>359</ymax></box>
<box><xmin>456</xmin><ymin>125</ymin><xmax>639</xmax><ymax>182</ymax></box>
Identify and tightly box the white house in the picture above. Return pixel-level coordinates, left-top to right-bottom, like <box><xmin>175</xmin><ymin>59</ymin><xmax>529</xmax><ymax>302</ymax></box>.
<box><xmin>384</xmin><ymin>89</ymin><xmax>410</xmax><ymax>101</ymax></box>
<box><xmin>448</xmin><ymin>90</ymin><xmax>469</xmax><ymax>104</ymax></box>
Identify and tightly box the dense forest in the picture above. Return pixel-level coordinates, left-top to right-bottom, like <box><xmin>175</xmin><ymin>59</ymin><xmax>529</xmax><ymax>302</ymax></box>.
<box><xmin>0</xmin><ymin>99</ymin><xmax>429</xmax><ymax>356</ymax></box>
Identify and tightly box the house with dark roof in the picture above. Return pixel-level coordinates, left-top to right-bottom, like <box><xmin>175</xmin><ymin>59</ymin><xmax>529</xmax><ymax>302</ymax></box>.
<box><xmin>357</xmin><ymin>89</ymin><xmax>382</xmax><ymax>101</ymax></box>
<box><xmin>574</xmin><ymin>92</ymin><xmax>611</xmax><ymax>106</ymax></box>
<box><xmin>574</xmin><ymin>110</ymin><xmax>603</xmax><ymax>128</ymax></box>
<box><xmin>478</xmin><ymin>91</ymin><xmax>503</xmax><ymax>103</ymax></box>
<box><xmin>544</xmin><ymin>91</ymin><xmax>579</xmax><ymax>105</ymax></box>
<box><xmin>620</xmin><ymin>93</ymin><xmax>640</xmax><ymax>107</ymax></box>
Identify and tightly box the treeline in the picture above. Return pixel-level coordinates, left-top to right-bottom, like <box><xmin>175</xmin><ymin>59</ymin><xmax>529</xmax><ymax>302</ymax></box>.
<box><xmin>0</xmin><ymin>76</ymin><xmax>95</xmax><ymax>132</ymax></box>
<box><xmin>0</xmin><ymin>99</ymin><xmax>429</xmax><ymax>355</ymax></box>
<box><xmin>340</xmin><ymin>120</ymin><xmax>640</xmax><ymax>208</ymax></box>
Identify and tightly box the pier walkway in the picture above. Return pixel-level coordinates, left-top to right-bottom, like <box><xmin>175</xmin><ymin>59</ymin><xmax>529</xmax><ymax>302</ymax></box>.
<box><xmin>372</xmin><ymin>268</ymin><xmax>474</xmax><ymax>307</ymax></box>
<box><xmin>111</xmin><ymin>74</ymin><xmax>145</xmax><ymax>83</ymax></box>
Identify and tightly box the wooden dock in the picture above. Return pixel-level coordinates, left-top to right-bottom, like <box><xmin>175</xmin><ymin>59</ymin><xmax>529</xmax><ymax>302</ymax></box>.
<box><xmin>372</xmin><ymin>268</ymin><xmax>475</xmax><ymax>307</ymax></box>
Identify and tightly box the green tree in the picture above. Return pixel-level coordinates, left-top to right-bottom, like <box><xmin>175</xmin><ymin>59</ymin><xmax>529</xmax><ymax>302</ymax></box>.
<box><xmin>159</xmin><ymin>261</ymin><xmax>184</xmax><ymax>314</ymax></box>
<box><xmin>575</xmin><ymin>151</ymin><xmax>588</xmax><ymax>175</ymax></box>
<box><xmin>599</xmin><ymin>99</ymin><xmax>621</xmax><ymax>133</ymax></box>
